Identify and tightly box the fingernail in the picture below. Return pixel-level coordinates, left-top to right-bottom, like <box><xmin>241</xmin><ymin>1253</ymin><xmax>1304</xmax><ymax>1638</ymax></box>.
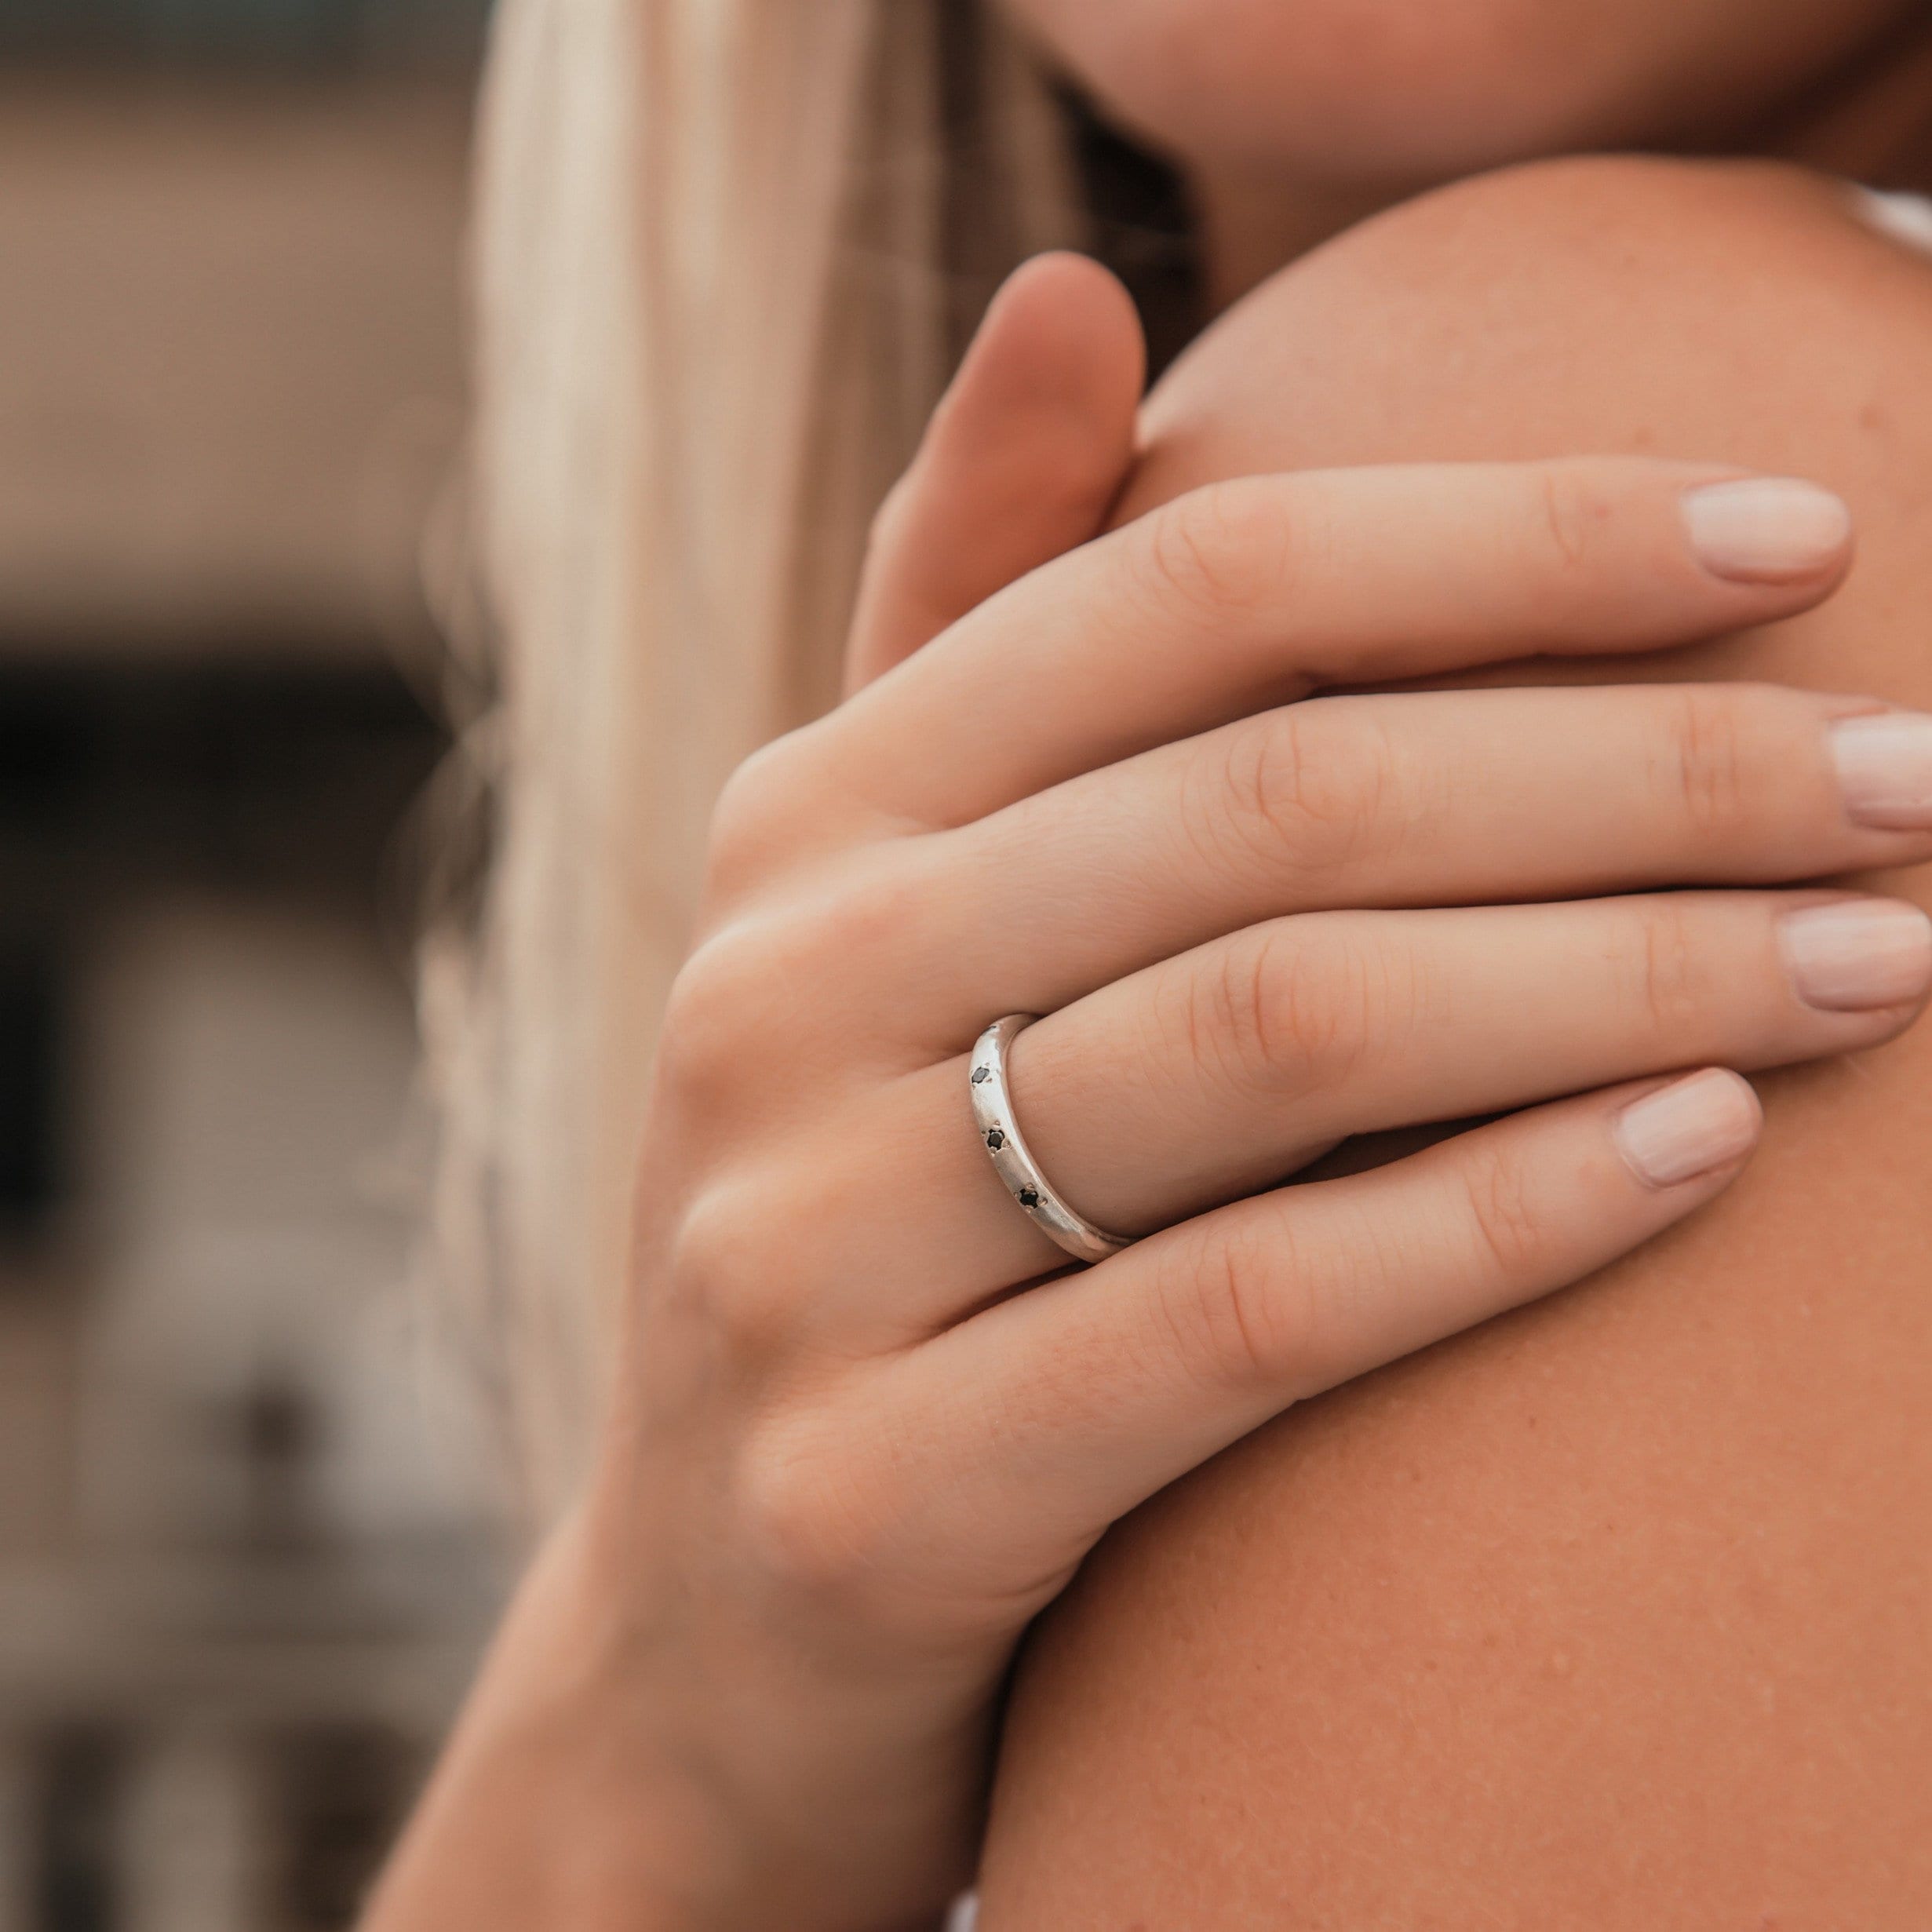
<box><xmin>1681</xmin><ymin>478</ymin><xmax>1850</xmax><ymax>582</ymax></box>
<box><xmin>1779</xmin><ymin>898</ymin><xmax>1932</xmax><ymax>1011</ymax></box>
<box><xmin>1830</xmin><ymin>711</ymin><xmax>1932</xmax><ymax>829</ymax></box>
<box><xmin>1614</xmin><ymin>1069</ymin><xmax>1762</xmax><ymax>1188</ymax></box>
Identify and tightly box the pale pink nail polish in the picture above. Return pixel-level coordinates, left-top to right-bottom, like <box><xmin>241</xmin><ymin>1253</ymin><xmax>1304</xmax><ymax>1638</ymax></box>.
<box><xmin>1680</xmin><ymin>478</ymin><xmax>1850</xmax><ymax>583</ymax></box>
<box><xmin>1613</xmin><ymin>1069</ymin><xmax>1762</xmax><ymax>1189</ymax></box>
<box><xmin>1830</xmin><ymin>712</ymin><xmax>1932</xmax><ymax>830</ymax></box>
<box><xmin>1780</xmin><ymin>899</ymin><xmax>1932</xmax><ymax>1012</ymax></box>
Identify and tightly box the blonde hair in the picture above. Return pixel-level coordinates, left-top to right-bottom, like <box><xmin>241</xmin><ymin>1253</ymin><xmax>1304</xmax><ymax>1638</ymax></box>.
<box><xmin>428</xmin><ymin>0</ymin><xmax>1084</xmax><ymax>1521</ymax></box>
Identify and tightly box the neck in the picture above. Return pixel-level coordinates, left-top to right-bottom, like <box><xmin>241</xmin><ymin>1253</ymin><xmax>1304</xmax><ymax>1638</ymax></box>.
<box><xmin>1189</xmin><ymin>165</ymin><xmax>1402</xmax><ymax>312</ymax></box>
<box><xmin>1756</xmin><ymin>16</ymin><xmax>1932</xmax><ymax>186</ymax></box>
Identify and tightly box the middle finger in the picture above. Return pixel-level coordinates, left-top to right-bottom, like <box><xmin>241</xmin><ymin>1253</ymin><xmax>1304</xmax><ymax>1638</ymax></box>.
<box><xmin>850</xmin><ymin>683</ymin><xmax>1932</xmax><ymax>1050</ymax></box>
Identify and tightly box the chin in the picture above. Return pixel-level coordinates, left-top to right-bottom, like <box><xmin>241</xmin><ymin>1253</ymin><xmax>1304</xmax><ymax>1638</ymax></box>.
<box><xmin>1015</xmin><ymin>0</ymin><xmax>1638</xmax><ymax>176</ymax></box>
<box><xmin>1002</xmin><ymin>0</ymin><xmax>1903</xmax><ymax>185</ymax></box>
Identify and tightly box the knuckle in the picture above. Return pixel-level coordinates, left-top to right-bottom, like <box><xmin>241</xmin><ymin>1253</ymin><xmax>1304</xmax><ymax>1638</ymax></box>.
<box><xmin>735</xmin><ymin>1423</ymin><xmax>899</xmax><ymax>1608</ymax></box>
<box><xmin>1459</xmin><ymin>1139</ymin><xmax>1548</xmax><ymax>1278</ymax></box>
<box><xmin>1171</xmin><ymin>1207</ymin><xmax>1359</xmax><ymax>1398</ymax></box>
<box><xmin>666</xmin><ymin>1176</ymin><xmax>806</xmax><ymax>1361</ymax></box>
<box><xmin>1178</xmin><ymin>1200</ymin><xmax>1417</xmax><ymax>1402</ymax></box>
<box><xmin>1661</xmin><ymin>685</ymin><xmax>1756</xmax><ymax>838</ymax></box>
<box><xmin>736</xmin><ymin>1432</ymin><xmax>851</xmax><ymax>1595</ymax></box>
<box><xmin>661</xmin><ymin>864</ymin><xmax>909</xmax><ymax>1106</ymax></box>
<box><xmin>1201</xmin><ymin>705</ymin><xmax>1398</xmax><ymax>884</ymax></box>
<box><xmin>1629</xmin><ymin>898</ymin><xmax>1713</xmax><ymax>1033</ymax></box>
<box><xmin>1180</xmin><ymin>928</ymin><xmax>1291</xmax><ymax>1094</ymax></box>
<box><xmin>1183</xmin><ymin>921</ymin><xmax>1387</xmax><ymax>1099</ymax></box>
<box><xmin>658</xmin><ymin>924</ymin><xmax>773</xmax><ymax>1109</ymax></box>
<box><xmin>708</xmin><ymin>738</ymin><xmax>800</xmax><ymax>887</ymax></box>
<box><xmin>1533</xmin><ymin>461</ymin><xmax>1602</xmax><ymax>571</ymax></box>
<box><xmin>707</xmin><ymin>727</ymin><xmax>838</xmax><ymax>893</ymax></box>
<box><xmin>793</xmin><ymin>859</ymin><xmax>920</xmax><ymax>979</ymax></box>
<box><xmin>1138</xmin><ymin>479</ymin><xmax>1298</xmax><ymax>623</ymax></box>
<box><xmin>1172</xmin><ymin>1217</ymin><xmax>1302</xmax><ymax>1394</ymax></box>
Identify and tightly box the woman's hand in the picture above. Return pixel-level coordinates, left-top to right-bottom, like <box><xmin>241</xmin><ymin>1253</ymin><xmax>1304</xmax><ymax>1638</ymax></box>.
<box><xmin>363</xmin><ymin>261</ymin><xmax>1932</xmax><ymax>1932</ymax></box>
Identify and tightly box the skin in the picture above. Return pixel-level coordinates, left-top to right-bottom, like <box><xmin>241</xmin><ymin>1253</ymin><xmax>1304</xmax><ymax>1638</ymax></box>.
<box><xmin>1008</xmin><ymin>0</ymin><xmax>1924</xmax><ymax>174</ymax></box>
<box><xmin>1008</xmin><ymin>0</ymin><xmax>1932</xmax><ymax>297</ymax></box>
<box><xmin>976</xmin><ymin>156</ymin><xmax>1932</xmax><ymax>1926</ymax></box>
<box><xmin>361</xmin><ymin>290</ymin><xmax>1928</xmax><ymax>1927</ymax></box>
<box><xmin>366</xmin><ymin>5</ymin><xmax>1932</xmax><ymax>1929</ymax></box>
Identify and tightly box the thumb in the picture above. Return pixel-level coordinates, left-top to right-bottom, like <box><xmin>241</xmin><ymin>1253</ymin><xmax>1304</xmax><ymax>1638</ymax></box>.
<box><xmin>844</xmin><ymin>252</ymin><xmax>1145</xmax><ymax>693</ymax></box>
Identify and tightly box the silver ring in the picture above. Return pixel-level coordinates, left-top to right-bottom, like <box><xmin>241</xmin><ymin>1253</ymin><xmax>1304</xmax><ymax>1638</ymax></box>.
<box><xmin>969</xmin><ymin>1015</ymin><xmax>1135</xmax><ymax>1267</ymax></box>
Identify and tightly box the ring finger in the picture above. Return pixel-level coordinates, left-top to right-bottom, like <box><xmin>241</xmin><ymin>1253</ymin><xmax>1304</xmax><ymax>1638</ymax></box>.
<box><xmin>793</xmin><ymin>887</ymin><xmax>1932</xmax><ymax>1340</ymax></box>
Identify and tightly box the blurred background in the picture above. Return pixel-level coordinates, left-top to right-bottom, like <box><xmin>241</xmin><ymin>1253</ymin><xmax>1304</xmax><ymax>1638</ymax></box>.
<box><xmin>0</xmin><ymin>4</ymin><xmax>508</xmax><ymax>1927</ymax></box>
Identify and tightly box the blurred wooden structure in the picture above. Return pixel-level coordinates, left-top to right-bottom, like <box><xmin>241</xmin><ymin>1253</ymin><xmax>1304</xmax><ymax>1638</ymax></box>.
<box><xmin>0</xmin><ymin>79</ymin><xmax>472</xmax><ymax>657</ymax></box>
<box><xmin>0</xmin><ymin>5</ymin><xmax>502</xmax><ymax>1927</ymax></box>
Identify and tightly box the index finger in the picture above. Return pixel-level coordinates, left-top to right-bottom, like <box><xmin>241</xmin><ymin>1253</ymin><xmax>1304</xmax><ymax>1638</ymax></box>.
<box><xmin>806</xmin><ymin>461</ymin><xmax>1850</xmax><ymax>832</ymax></box>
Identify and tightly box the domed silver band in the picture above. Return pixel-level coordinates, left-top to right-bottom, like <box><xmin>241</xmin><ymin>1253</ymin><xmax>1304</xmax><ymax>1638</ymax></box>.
<box><xmin>968</xmin><ymin>1015</ymin><xmax>1136</xmax><ymax>1267</ymax></box>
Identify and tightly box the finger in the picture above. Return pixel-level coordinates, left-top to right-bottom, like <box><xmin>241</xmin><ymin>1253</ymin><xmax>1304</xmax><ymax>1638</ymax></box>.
<box><xmin>851</xmin><ymin>684</ymin><xmax>1932</xmax><ymax>1041</ymax></box>
<box><xmin>872</xmin><ymin>1072</ymin><xmax>1763</xmax><ymax>1601</ymax></box>
<box><xmin>784</xmin><ymin>888</ymin><xmax>1929</xmax><ymax>1342</ymax></box>
<box><xmin>802</xmin><ymin>461</ymin><xmax>1853</xmax><ymax>830</ymax></box>
<box><xmin>1008</xmin><ymin>888</ymin><xmax>1931</xmax><ymax>1234</ymax></box>
<box><xmin>843</xmin><ymin>253</ymin><xmax>1143</xmax><ymax>693</ymax></box>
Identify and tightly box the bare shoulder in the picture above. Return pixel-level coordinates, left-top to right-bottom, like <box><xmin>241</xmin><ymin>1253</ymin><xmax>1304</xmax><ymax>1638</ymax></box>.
<box><xmin>977</xmin><ymin>157</ymin><xmax>1932</xmax><ymax>1928</ymax></box>
<box><xmin>1136</xmin><ymin>152</ymin><xmax>1932</xmax><ymax>511</ymax></box>
<box><xmin>1127</xmin><ymin>151</ymin><xmax>1932</xmax><ymax>701</ymax></box>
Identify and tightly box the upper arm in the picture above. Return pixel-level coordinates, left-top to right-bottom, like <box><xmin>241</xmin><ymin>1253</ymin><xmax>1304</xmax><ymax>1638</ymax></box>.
<box><xmin>975</xmin><ymin>157</ymin><xmax>1932</xmax><ymax>1925</ymax></box>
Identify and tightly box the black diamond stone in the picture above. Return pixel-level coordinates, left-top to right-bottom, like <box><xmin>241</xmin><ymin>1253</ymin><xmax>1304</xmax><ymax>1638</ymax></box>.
<box><xmin>1019</xmin><ymin>1187</ymin><xmax>1041</xmax><ymax>1208</ymax></box>
<box><xmin>986</xmin><ymin>1128</ymin><xmax>1005</xmax><ymax>1150</ymax></box>
<box><xmin>971</xmin><ymin>1066</ymin><xmax>991</xmax><ymax>1084</ymax></box>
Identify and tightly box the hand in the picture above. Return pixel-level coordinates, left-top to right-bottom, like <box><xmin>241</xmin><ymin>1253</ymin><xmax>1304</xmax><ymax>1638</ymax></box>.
<box><xmin>363</xmin><ymin>260</ymin><xmax>1932</xmax><ymax>1932</ymax></box>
